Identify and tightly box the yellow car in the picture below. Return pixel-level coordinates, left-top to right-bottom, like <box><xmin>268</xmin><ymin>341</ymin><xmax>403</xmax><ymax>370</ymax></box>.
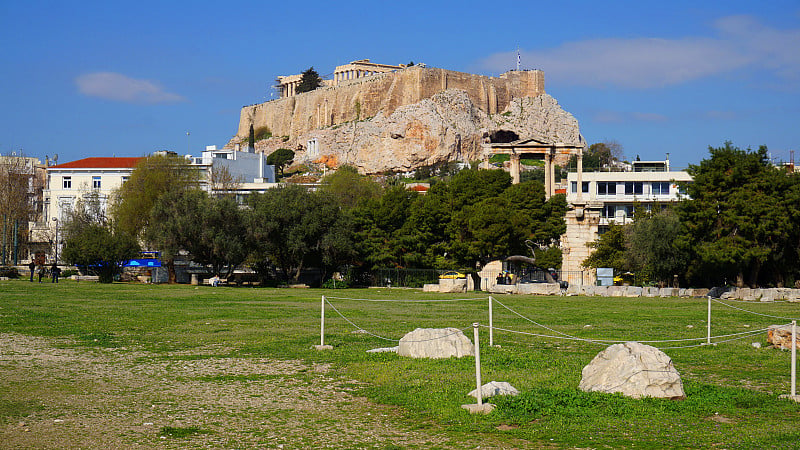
<box><xmin>439</xmin><ymin>271</ymin><xmax>466</xmax><ymax>279</ymax></box>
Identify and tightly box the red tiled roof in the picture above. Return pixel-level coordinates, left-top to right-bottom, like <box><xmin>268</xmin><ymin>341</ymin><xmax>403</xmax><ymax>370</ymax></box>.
<box><xmin>49</xmin><ymin>157</ymin><xmax>143</xmax><ymax>169</ymax></box>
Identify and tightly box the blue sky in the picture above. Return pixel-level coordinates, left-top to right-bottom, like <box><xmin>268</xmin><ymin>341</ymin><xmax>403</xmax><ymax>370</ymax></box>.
<box><xmin>1</xmin><ymin>0</ymin><xmax>798</xmax><ymax>169</ymax></box>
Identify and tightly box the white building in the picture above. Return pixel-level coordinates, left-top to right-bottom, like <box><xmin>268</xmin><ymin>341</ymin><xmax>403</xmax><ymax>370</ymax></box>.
<box><xmin>560</xmin><ymin>159</ymin><xmax>693</xmax><ymax>286</ymax></box>
<box><xmin>44</xmin><ymin>157</ymin><xmax>142</xmax><ymax>224</ymax></box>
<box><xmin>41</xmin><ymin>148</ymin><xmax>277</xmax><ymax>261</ymax></box>
<box><xmin>184</xmin><ymin>145</ymin><xmax>277</xmax><ymax>202</ymax></box>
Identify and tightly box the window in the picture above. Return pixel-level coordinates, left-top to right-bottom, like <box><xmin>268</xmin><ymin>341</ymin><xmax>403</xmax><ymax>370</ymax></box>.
<box><xmin>597</xmin><ymin>182</ymin><xmax>617</xmax><ymax>195</ymax></box>
<box><xmin>62</xmin><ymin>176</ymin><xmax>71</xmax><ymax>189</ymax></box>
<box><xmin>122</xmin><ymin>176</ymin><xmax>129</xmax><ymax>184</ymax></box>
<box><xmin>571</xmin><ymin>181</ymin><xmax>577</xmax><ymax>193</ymax></box>
<box><xmin>92</xmin><ymin>176</ymin><xmax>101</xmax><ymax>189</ymax></box>
<box><xmin>625</xmin><ymin>205</ymin><xmax>634</xmax><ymax>217</ymax></box>
<box><xmin>582</xmin><ymin>181</ymin><xmax>589</xmax><ymax>193</ymax></box>
<box><xmin>624</xmin><ymin>182</ymin><xmax>643</xmax><ymax>195</ymax></box>
<box><xmin>652</xmin><ymin>182</ymin><xmax>670</xmax><ymax>195</ymax></box>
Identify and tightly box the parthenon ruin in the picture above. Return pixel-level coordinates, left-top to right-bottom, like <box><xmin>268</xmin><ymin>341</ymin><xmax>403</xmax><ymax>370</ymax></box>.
<box><xmin>276</xmin><ymin>59</ymin><xmax>406</xmax><ymax>98</ymax></box>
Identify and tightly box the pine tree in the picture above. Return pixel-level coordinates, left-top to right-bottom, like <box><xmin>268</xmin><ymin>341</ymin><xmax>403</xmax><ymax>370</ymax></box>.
<box><xmin>296</xmin><ymin>67</ymin><xmax>322</xmax><ymax>94</ymax></box>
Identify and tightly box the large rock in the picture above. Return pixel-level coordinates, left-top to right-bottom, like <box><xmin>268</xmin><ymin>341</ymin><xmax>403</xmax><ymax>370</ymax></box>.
<box><xmin>439</xmin><ymin>278</ymin><xmax>467</xmax><ymax>293</ymax></box>
<box><xmin>517</xmin><ymin>282</ymin><xmax>560</xmax><ymax>295</ymax></box>
<box><xmin>397</xmin><ymin>328</ymin><xmax>474</xmax><ymax>359</ymax></box>
<box><xmin>768</xmin><ymin>324</ymin><xmax>800</xmax><ymax>349</ymax></box>
<box><xmin>468</xmin><ymin>381</ymin><xmax>519</xmax><ymax>400</ymax></box>
<box><xmin>579</xmin><ymin>342</ymin><xmax>685</xmax><ymax>399</ymax></box>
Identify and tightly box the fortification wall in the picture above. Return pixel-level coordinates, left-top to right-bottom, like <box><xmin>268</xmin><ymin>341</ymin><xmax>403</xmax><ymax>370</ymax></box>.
<box><xmin>234</xmin><ymin>66</ymin><xmax>544</xmax><ymax>140</ymax></box>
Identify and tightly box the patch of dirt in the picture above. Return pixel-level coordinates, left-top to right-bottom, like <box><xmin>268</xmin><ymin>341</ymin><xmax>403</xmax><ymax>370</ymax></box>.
<box><xmin>0</xmin><ymin>333</ymin><xmax>517</xmax><ymax>448</ymax></box>
<box><xmin>709</xmin><ymin>414</ymin><xmax>735</xmax><ymax>424</ymax></box>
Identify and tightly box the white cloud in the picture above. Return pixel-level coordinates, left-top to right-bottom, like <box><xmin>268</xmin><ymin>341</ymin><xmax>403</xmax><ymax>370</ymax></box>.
<box><xmin>75</xmin><ymin>72</ymin><xmax>185</xmax><ymax>103</ymax></box>
<box><xmin>480</xmin><ymin>15</ymin><xmax>800</xmax><ymax>89</ymax></box>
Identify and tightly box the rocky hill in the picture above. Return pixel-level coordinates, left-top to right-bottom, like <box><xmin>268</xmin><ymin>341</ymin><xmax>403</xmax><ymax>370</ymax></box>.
<box><xmin>227</xmin><ymin>67</ymin><xmax>583</xmax><ymax>174</ymax></box>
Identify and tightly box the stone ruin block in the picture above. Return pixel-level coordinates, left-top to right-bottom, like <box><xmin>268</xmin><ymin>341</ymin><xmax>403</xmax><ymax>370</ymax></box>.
<box><xmin>439</xmin><ymin>278</ymin><xmax>467</xmax><ymax>293</ymax></box>
<box><xmin>423</xmin><ymin>284</ymin><xmax>440</xmax><ymax>292</ymax></box>
<box><xmin>767</xmin><ymin>324</ymin><xmax>800</xmax><ymax>350</ymax></box>
<box><xmin>397</xmin><ymin>328</ymin><xmax>474</xmax><ymax>359</ymax></box>
<box><xmin>518</xmin><ymin>283</ymin><xmax>560</xmax><ymax>295</ymax></box>
<box><xmin>624</xmin><ymin>286</ymin><xmax>643</xmax><ymax>297</ymax></box>
<box><xmin>579</xmin><ymin>342</ymin><xmax>685</xmax><ymax>399</ymax></box>
<box><xmin>659</xmin><ymin>288</ymin><xmax>679</xmax><ymax>298</ymax></box>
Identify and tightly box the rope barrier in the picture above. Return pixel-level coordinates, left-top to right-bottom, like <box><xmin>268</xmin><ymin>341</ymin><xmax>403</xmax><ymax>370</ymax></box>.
<box><xmin>323</xmin><ymin>297</ymin><xmax>473</xmax><ymax>343</ymax></box>
<box><xmin>711</xmin><ymin>298</ymin><xmax>800</xmax><ymax>321</ymax></box>
<box><xmin>711</xmin><ymin>296</ymin><xmax>795</xmax><ymax>304</ymax></box>
<box><xmin>488</xmin><ymin>296</ymin><xmax>781</xmax><ymax>346</ymax></box>
<box><xmin>490</xmin><ymin>296</ymin><xmax>762</xmax><ymax>345</ymax></box>
<box><xmin>480</xmin><ymin>323</ymin><xmax>773</xmax><ymax>350</ymax></box>
<box><xmin>324</xmin><ymin>295</ymin><xmax>487</xmax><ymax>303</ymax></box>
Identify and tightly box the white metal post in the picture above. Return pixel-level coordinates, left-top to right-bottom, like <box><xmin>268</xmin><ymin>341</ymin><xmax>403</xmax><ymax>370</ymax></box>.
<box><xmin>792</xmin><ymin>320</ymin><xmax>797</xmax><ymax>397</ymax></box>
<box><xmin>320</xmin><ymin>295</ymin><xmax>326</xmax><ymax>347</ymax></box>
<box><xmin>488</xmin><ymin>296</ymin><xmax>494</xmax><ymax>347</ymax></box>
<box><xmin>707</xmin><ymin>296</ymin><xmax>712</xmax><ymax>345</ymax></box>
<box><xmin>473</xmin><ymin>322</ymin><xmax>483</xmax><ymax>406</ymax></box>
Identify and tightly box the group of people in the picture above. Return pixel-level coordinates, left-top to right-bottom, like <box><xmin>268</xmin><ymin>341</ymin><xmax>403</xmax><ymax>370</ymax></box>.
<box><xmin>28</xmin><ymin>261</ymin><xmax>61</xmax><ymax>283</ymax></box>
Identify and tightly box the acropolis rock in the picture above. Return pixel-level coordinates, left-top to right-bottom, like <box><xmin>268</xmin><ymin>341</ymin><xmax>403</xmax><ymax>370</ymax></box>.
<box><xmin>227</xmin><ymin>65</ymin><xmax>583</xmax><ymax>174</ymax></box>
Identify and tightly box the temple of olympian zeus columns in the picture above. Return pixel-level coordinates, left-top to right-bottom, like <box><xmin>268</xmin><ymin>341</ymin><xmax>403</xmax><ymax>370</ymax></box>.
<box><xmin>276</xmin><ymin>59</ymin><xmax>406</xmax><ymax>98</ymax></box>
<box><xmin>482</xmin><ymin>138</ymin><xmax>585</xmax><ymax>199</ymax></box>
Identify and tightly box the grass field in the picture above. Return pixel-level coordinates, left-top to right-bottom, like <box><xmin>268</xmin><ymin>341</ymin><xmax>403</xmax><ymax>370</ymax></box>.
<box><xmin>1</xmin><ymin>280</ymin><xmax>799</xmax><ymax>448</ymax></box>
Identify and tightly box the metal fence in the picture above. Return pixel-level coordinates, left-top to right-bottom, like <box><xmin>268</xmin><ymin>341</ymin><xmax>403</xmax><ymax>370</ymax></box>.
<box><xmin>365</xmin><ymin>268</ymin><xmax>593</xmax><ymax>289</ymax></box>
<box><xmin>371</xmin><ymin>268</ymin><xmax>441</xmax><ymax>288</ymax></box>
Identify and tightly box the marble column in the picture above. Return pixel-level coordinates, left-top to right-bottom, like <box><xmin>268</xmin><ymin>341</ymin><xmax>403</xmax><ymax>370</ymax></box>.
<box><xmin>549</xmin><ymin>152</ymin><xmax>556</xmax><ymax>198</ymax></box>
<box><xmin>510</xmin><ymin>153</ymin><xmax>521</xmax><ymax>184</ymax></box>
<box><xmin>544</xmin><ymin>153</ymin><xmax>552</xmax><ymax>197</ymax></box>
<box><xmin>577</xmin><ymin>149</ymin><xmax>584</xmax><ymax>202</ymax></box>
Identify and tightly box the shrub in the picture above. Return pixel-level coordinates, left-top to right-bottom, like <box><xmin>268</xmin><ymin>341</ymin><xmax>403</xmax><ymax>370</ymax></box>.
<box><xmin>321</xmin><ymin>278</ymin><xmax>349</xmax><ymax>289</ymax></box>
<box><xmin>253</xmin><ymin>126</ymin><xmax>272</xmax><ymax>141</ymax></box>
<box><xmin>0</xmin><ymin>267</ymin><xmax>20</xmax><ymax>278</ymax></box>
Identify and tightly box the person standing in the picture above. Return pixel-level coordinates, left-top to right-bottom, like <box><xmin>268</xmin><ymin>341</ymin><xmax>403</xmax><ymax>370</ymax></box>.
<box><xmin>37</xmin><ymin>264</ymin><xmax>44</xmax><ymax>283</ymax></box>
<box><xmin>51</xmin><ymin>263</ymin><xmax>61</xmax><ymax>283</ymax></box>
<box><xmin>29</xmin><ymin>260</ymin><xmax>35</xmax><ymax>282</ymax></box>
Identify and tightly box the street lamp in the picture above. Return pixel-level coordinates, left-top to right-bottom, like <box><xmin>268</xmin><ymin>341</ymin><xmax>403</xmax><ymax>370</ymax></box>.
<box><xmin>52</xmin><ymin>217</ymin><xmax>59</xmax><ymax>263</ymax></box>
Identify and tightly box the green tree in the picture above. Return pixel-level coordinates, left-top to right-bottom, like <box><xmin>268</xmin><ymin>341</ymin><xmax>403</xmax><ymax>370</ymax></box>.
<box><xmin>248</xmin><ymin>185</ymin><xmax>353</xmax><ymax>281</ymax></box>
<box><xmin>626</xmin><ymin>208</ymin><xmax>689</xmax><ymax>286</ymax></box>
<box><xmin>145</xmin><ymin>189</ymin><xmax>207</xmax><ymax>283</ymax></box>
<box><xmin>678</xmin><ymin>142</ymin><xmax>800</xmax><ymax>287</ymax></box>
<box><xmin>62</xmin><ymin>224</ymin><xmax>140</xmax><ymax>283</ymax></box>
<box><xmin>191</xmin><ymin>195</ymin><xmax>249</xmax><ymax>278</ymax></box>
<box><xmin>583</xmin><ymin>223</ymin><xmax>629</xmax><ymax>273</ymax></box>
<box><xmin>110</xmin><ymin>154</ymin><xmax>197</xmax><ymax>238</ymax></box>
<box><xmin>352</xmin><ymin>185</ymin><xmax>418</xmax><ymax>269</ymax></box>
<box><xmin>61</xmin><ymin>190</ymin><xmax>106</xmax><ymax>240</ymax></box>
<box><xmin>296</xmin><ymin>67</ymin><xmax>323</xmax><ymax>94</ymax></box>
<box><xmin>567</xmin><ymin>141</ymin><xmax>625</xmax><ymax>170</ymax></box>
<box><xmin>266</xmin><ymin>148</ymin><xmax>294</xmax><ymax>177</ymax></box>
<box><xmin>448</xmin><ymin>197</ymin><xmax>529</xmax><ymax>270</ymax></box>
<box><xmin>317</xmin><ymin>165</ymin><xmax>381</xmax><ymax>209</ymax></box>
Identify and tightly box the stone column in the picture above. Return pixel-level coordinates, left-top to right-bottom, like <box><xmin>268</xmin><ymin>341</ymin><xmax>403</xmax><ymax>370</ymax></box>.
<box><xmin>510</xmin><ymin>153</ymin><xmax>521</xmax><ymax>184</ymax></box>
<box><xmin>544</xmin><ymin>153</ymin><xmax>552</xmax><ymax>198</ymax></box>
<box><xmin>577</xmin><ymin>148</ymin><xmax>584</xmax><ymax>202</ymax></box>
<box><xmin>548</xmin><ymin>151</ymin><xmax>556</xmax><ymax>198</ymax></box>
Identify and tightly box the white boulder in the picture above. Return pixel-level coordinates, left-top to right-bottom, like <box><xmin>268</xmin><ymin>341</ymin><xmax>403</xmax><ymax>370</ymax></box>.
<box><xmin>579</xmin><ymin>342</ymin><xmax>685</xmax><ymax>399</ymax></box>
<box><xmin>468</xmin><ymin>381</ymin><xmax>519</xmax><ymax>400</ymax></box>
<box><xmin>397</xmin><ymin>327</ymin><xmax>474</xmax><ymax>359</ymax></box>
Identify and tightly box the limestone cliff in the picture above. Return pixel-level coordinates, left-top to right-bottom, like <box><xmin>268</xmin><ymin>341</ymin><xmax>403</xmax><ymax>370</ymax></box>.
<box><xmin>227</xmin><ymin>66</ymin><xmax>583</xmax><ymax>174</ymax></box>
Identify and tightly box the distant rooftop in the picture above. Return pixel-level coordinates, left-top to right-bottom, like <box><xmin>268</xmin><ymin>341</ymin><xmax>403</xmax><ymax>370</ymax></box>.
<box><xmin>49</xmin><ymin>157</ymin><xmax>143</xmax><ymax>169</ymax></box>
